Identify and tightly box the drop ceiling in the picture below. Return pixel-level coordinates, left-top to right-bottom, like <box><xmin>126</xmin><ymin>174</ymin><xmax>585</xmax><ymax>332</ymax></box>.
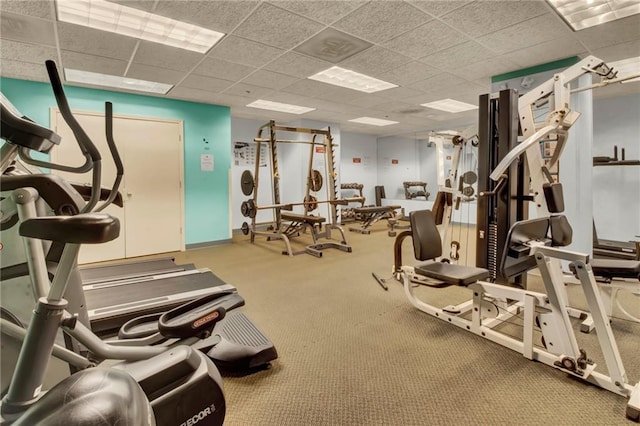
<box><xmin>1</xmin><ymin>0</ymin><xmax>638</xmax><ymax>137</ymax></box>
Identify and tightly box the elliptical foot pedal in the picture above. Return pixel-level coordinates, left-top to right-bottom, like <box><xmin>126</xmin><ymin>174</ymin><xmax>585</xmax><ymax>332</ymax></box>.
<box><xmin>205</xmin><ymin>310</ymin><xmax>278</xmax><ymax>373</ymax></box>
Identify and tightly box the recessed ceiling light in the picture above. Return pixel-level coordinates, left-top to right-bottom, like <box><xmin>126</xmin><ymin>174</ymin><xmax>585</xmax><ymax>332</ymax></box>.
<box><xmin>246</xmin><ymin>100</ymin><xmax>315</xmax><ymax>114</ymax></box>
<box><xmin>65</xmin><ymin>69</ymin><xmax>173</xmax><ymax>94</ymax></box>
<box><xmin>609</xmin><ymin>56</ymin><xmax>640</xmax><ymax>83</ymax></box>
<box><xmin>308</xmin><ymin>66</ymin><xmax>398</xmax><ymax>93</ymax></box>
<box><xmin>421</xmin><ymin>99</ymin><xmax>478</xmax><ymax>113</ymax></box>
<box><xmin>546</xmin><ymin>0</ymin><xmax>640</xmax><ymax>31</ymax></box>
<box><xmin>348</xmin><ymin>117</ymin><xmax>399</xmax><ymax>126</ymax></box>
<box><xmin>56</xmin><ymin>0</ymin><xmax>225</xmax><ymax>53</ymax></box>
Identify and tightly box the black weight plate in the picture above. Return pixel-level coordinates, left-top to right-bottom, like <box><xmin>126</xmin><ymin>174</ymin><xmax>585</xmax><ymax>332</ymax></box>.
<box><xmin>241</xmin><ymin>222</ymin><xmax>250</xmax><ymax>235</ymax></box>
<box><xmin>462</xmin><ymin>171</ymin><xmax>477</xmax><ymax>185</ymax></box>
<box><xmin>462</xmin><ymin>186</ymin><xmax>475</xmax><ymax>197</ymax></box>
<box><xmin>241</xmin><ymin>170</ymin><xmax>254</xmax><ymax>196</ymax></box>
<box><xmin>309</xmin><ymin>169</ymin><xmax>323</xmax><ymax>192</ymax></box>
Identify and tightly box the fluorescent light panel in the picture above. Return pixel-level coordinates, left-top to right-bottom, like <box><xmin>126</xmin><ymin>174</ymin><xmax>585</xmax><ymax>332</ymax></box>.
<box><xmin>348</xmin><ymin>117</ymin><xmax>398</xmax><ymax>126</ymax></box>
<box><xmin>246</xmin><ymin>100</ymin><xmax>315</xmax><ymax>115</ymax></box>
<box><xmin>547</xmin><ymin>0</ymin><xmax>640</xmax><ymax>31</ymax></box>
<box><xmin>56</xmin><ymin>0</ymin><xmax>225</xmax><ymax>53</ymax></box>
<box><xmin>65</xmin><ymin>68</ymin><xmax>173</xmax><ymax>94</ymax></box>
<box><xmin>308</xmin><ymin>66</ymin><xmax>398</xmax><ymax>93</ymax></box>
<box><xmin>421</xmin><ymin>99</ymin><xmax>478</xmax><ymax>113</ymax></box>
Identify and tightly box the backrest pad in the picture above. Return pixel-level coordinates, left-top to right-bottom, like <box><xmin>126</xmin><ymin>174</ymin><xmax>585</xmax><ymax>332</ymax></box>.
<box><xmin>409</xmin><ymin>210</ymin><xmax>442</xmax><ymax>261</ymax></box>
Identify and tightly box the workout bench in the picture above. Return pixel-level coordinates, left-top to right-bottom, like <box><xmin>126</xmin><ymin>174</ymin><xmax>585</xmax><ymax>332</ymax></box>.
<box><xmin>348</xmin><ymin>205</ymin><xmax>403</xmax><ymax>236</ymax></box>
<box><xmin>278</xmin><ymin>212</ymin><xmax>351</xmax><ymax>258</ymax></box>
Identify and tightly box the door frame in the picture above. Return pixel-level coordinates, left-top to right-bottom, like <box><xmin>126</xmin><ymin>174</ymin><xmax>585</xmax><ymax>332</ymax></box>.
<box><xmin>50</xmin><ymin>107</ymin><xmax>186</xmax><ymax>254</ymax></box>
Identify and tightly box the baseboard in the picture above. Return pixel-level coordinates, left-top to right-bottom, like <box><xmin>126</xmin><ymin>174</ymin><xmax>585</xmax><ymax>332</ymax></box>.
<box><xmin>186</xmin><ymin>239</ymin><xmax>232</xmax><ymax>250</ymax></box>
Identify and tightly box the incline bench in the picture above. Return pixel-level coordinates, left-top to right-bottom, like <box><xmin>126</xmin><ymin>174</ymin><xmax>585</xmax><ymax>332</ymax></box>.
<box><xmin>348</xmin><ymin>205</ymin><xmax>403</xmax><ymax>236</ymax></box>
<box><xmin>279</xmin><ymin>212</ymin><xmax>352</xmax><ymax>257</ymax></box>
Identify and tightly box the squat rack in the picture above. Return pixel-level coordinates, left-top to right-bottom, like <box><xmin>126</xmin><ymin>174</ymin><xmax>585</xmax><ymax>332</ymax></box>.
<box><xmin>244</xmin><ymin>120</ymin><xmax>351</xmax><ymax>257</ymax></box>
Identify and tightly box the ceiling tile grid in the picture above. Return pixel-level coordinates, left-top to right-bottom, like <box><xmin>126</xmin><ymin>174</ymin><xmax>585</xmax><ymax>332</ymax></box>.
<box><xmin>0</xmin><ymin>0</ymin><xmax>638</xmax><ymax>138</ymax></box>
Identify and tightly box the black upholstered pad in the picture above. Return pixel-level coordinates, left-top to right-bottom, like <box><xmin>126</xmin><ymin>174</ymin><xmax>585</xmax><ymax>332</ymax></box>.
<box><xmin>281</xmin><ymin>212</ymin><xmax>325</xmax><ymax>224</ymax></box>
<box><xmin>19</xmin><ymin>213</ymin><xmax>120</xmax><ymax>244</ymax></box>
<box><xmin>354</xmin><ymin>205</ymin><xmax>400</xmax><ymax>214</ymax></box>
<box><xmin>415</xmin><ymin>261</ymin><xmax>490</xmax><ymax>286</ymax></box>
<box><xmin>588</xmin><ymin>258</ymin><xmax>640</xmax><ymax>280</ymax></box>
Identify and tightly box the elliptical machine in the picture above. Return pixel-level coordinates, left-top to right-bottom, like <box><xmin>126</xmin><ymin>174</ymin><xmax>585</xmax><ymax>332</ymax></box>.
<box><xmin>1</xmin><ymin>61</ymin><xmax>227</xmax><ymax>425</ymax></box>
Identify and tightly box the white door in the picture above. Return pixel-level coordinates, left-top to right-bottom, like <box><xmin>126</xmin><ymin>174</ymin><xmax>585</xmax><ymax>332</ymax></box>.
<box><xmin>51</xmin><ymin>110</ymin><xmax>184</xmax><ymax>264</ymax></box>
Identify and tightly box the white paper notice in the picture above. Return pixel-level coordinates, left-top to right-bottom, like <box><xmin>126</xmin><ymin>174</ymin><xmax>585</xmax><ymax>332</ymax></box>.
<box><xmin>201</xmin><ymin>154</ymin><xmax>214</xmax><ymax>171</ymax></box>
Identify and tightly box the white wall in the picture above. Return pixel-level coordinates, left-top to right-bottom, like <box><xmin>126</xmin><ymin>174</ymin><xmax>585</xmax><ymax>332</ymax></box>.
<box><xmin>230</xmin><ymin>117</ymin><xmax>342</xmax><ymax>229</ymax></box>
<box><xmin>592</xmin><ymin>93</ymin><xmax>640</xmax><ymax>242</ymax></box>
<box><xmin>340</xmin><ymin>132</ymin><xmax>378</xmax><ymax>206</ymax></box>
<box><xmin>377</xmin><ymin>135</ymin><xmax>421</xmax><ymax>200</ymax></box>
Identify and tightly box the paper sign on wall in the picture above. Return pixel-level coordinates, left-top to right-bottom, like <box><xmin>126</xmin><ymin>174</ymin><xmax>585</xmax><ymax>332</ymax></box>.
<box><xmin>201</xmin><ymin>154</ymin><xmax>214</xmax><ymax>171</ymax></box>
<box><xmin>353</xmin><ymin>157</ymin><xmax>361</xmax><ymax>163</ymax></box>
<box><xmin>391</xmin><ymin>159</ymin><xmax>399</xmax><ymax>165</ymax></box>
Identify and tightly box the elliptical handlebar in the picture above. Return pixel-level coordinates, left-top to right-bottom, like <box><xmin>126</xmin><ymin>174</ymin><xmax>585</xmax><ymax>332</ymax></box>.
<box><xmin>95</xmin><ymin>102</ymin><xmax>124</xmax><ymax>212</ymax></box>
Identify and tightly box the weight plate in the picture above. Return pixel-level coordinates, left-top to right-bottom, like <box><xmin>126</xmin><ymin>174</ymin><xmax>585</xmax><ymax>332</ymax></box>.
<box><xmin>462</xmin><ymin>171</ymin><xmax>477</xmax><ymax>185</ymax></box>
<box><xmin>462</xmin><ymin>186</ymin><xmax>475</xmax><ymax>197</ymax></box>
<box><xmin>241</xmin><ymin>170</ymin><xmax>254</xmax><ymax>196</ymax></box>
<box><xmin>240</xmin><ymin>199</ymin><xmax>256</xmax><ymax>218</ymax></box>
<box><xmin>241</xmin><ymin>222</ymin><xmax>250</xmax><ymax>235</ymax></box>
<box><xmin>305</xmin><ymin>195</ymin><xmax>318</xmax><ymax>211</ymax></box>
<box><xmin>309</xmin><ymin>169</ymin><xmax>323</xmax><ymax>192</ymax></box>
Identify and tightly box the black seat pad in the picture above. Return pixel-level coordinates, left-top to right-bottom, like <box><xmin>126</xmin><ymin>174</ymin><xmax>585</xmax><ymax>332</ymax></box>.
<box><xmin>354</xmin><ymin>205</ymin><xmax>400</xmax><ymax>214</ymax></box>
<box><xmin>19</xmin><ymin>213</ymin><xmax>120</xmax><ymax>244</ymax></box>
<box><xmin>415</xmin><ymin>261</ymin><xmax>490</xmax><ymax>286</ymax></box>
<box><xmin>281</xmin><ymin>212</ymin><xmax>325</xmax><ymax>224</ymax></box>
<box><xmin>589</xmin><ymin>258</ymin><xmax>640</xmax><ymax>280</ymax></box>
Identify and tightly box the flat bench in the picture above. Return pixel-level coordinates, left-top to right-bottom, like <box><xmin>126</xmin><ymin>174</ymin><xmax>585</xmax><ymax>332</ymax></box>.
<box><xmin>349</xmin><ymin>205</ymin><xmax>402</xmax><ymax>236</ymax></box>
<box><xmin>281</xmin><ymin>212</ymin><xmax>326</xmax><ymax>225</ymax></box>
<box><xmin>278</xmin><ymin>212</ymin><xmax>351</xmax><ymax>258</ymax></box>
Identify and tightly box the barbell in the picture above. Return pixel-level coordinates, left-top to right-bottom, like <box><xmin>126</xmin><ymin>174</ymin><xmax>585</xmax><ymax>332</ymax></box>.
<box><xmin>240</xmin><ymin>197</ymin><xmax>348</xmax><ymax>218</ymax></box>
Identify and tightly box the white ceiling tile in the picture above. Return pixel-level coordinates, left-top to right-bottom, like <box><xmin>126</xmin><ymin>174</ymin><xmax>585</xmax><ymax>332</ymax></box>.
<box><xmin>208</xmin><ymin>93</ymin><xmax>256</xmax><ymax>108</ymax></box>
<box><xmin>61</xmin><ymin>51</ymin><xmax>128</xmax><ymax>76</ymax></box>
<box><xmin>303</xmin><ymin>109</ymin><xmax>350</xmax><ymax>122</ymax></box>
<box><xmin>263</xmin><ymin>52</ymin><xmax>332</xmax><ymax>78</ymax></box>
<box><xmin>383</xmin><ymin>20</ymin><xmax>469</xmax><ymax>59</ymax></box>
<box><xmin>451</xmin><ymin>57</ymin><xmax>520</xmax><ymax>81</ymax></box>
<box><xmin>232</xmin><ymin>3</ymin><xmax>324</xmax><ymax>49</ymax></box>
<box><xmin>270</xmin><ymin>1</ymin><xmax>367</xmax><ymax>25</ymax></box>
<box><xmin>179</xmin><ymin>74</ymin><xmax>234</xmax><ymax>93</ymax></box>
<box><xmin>57</xmin><ymin>22</ymin><xmax>136</xmax><ymax>61</ymax></box>
<box><xmin>408</xmin><ymin>73</ymin><xmax>468</xmax><ymax>93</ymax></box>
<box><xmin>420</xmin><ymin>41</ymin><xmax>497</xmax><ymax>72</ymax></box>
<box><xmin>505</xmin><ymin>38</ymin><xmax>588</xmax><ymax>69</ymax></box>
<box><xmin>440</xmin><ymin>1</ymin><xmax>550</xmax><ymax>38</ymax></box>
<box><xmin>408</xmin><ymin>1</ymin><xmax>472</xmax><ymax>18</ymax></box>
<box><xmin>376</xmin><ymin>61</ymin><xmax>440</xmax><ymax>86</ymax></box>
<box><xmin>372</xmin><ymin>100</ymin><xmax>419</xmax><ymax>113</ymax></box>
<box><xmin>0</xmin><ymin>0</ymin><xmax>53</xmax><ymax>20</ymax></box>
<box><xmin>126</xmin><ymin>64</ymin><xmax>185</xmax><ymax>84</ymax></box>
<box><xmin>477</xmin><ymin>13</ymin><xmax>574</xmax><ymax>55</ymax></box>
<box><xmin>153</xmin><ymin>1</ymin><xmax>260</xmax><ymax>33</ymax></box>
<box><xmin>376</xmin><ymin>86</ymin><xmax>426</xmax><ymax>102</ymax></box>
<box><xmin>339</xmin><ymin>46</ymin><xmax>413</xmax><ymax>76</ymax></box>
<box><xmin>281</xmin><ymin>79</ymin><xmax>337</xmax><ymax>98</ymax></box>
<box><xmin>590</xmin><ymin>39</ymin><xmax>640</xmax><ymax>63</ymax></box>
<box><xmin>0</xmin><ymin>59</ymin><xmax>49</xmax><ymax>82</ymax></box>
<box><xmin>263</xmin><ymin>91</ymin><xmax>318</xmax><ymax>106</ymax></box>
<box><xmin>0</xmin><ymin>39</ymin><xmax>57</xmax><ymax>64</ymax></box>
<box><xmin>168</xmin><ymin>86</ymin><xmax>228</xmax><ymax>105</ymax></box>
<box><xmin>574</xmin><ymin>14</ymin><xmax>640</xmax><ymax>51</ymax></box>
<box><xmin>223</xmin><ymin>82</ymin><xmax>273</xmax><ymax>99</ymax></box>
<box><xmin>333</xmin><ymin>1</ymin><xmax>432</xmax><ymax>44</ymax></box>
<box><xmin>133</xmin><ymin>41</ymin><xmax>205</xmax><ymax>72</ymax></box>
<box><xmin>193</xmin><ymin>58</ymin><xmax>256</xmax><ymax>82</ymax></box>
<box><xmin>341</xmin><ymin>94</ymin><xmax>389</xmax><ymax>108</ymax></box>
<box><xmin>240</xmin><ymin>70</ymin><xmax>300</xmax><ymax>90</ymax></box>
<box><xmin>108</xmin><ymin>1</ymin><xmax>155</xmax><ymax>12</ymax></box>
<box><xmin>209</xmin><ymin>36</ymin><xmax>285</xmax><ymax>68</ymax></box>
<box><xmin>1</xmin><ymin>12</ymin><xmax>55</xmax><ymax>46</ymax></box>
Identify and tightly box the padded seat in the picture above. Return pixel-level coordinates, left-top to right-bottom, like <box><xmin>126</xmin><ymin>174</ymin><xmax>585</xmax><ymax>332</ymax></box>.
<box><xmin>415</xmin><ymin>261</ymin><xmax>490</xmax><ymax>286</ymax></box>
<box><xmin>281</xmin><ymin>212</ymin><xmax>325</xmax><ymax>224</ymax></box>
<box><xmin>19</xmin><ymin>213</ymin><xmax>120</xmax><ymax>244</ymax></box>
<box><xmin>584</xmin><ymin>258</ymin><xmax>640</xmax><ymax>280</ymax></box>
<box><xmin>409</xmin><ymin>209</ymin><xmax>490</xmax><ymax>286</ymax></box>
<box><xmin>354</xmin><ymin>205</ymin><xmax>400</xmax><ymax>214</ymax></box>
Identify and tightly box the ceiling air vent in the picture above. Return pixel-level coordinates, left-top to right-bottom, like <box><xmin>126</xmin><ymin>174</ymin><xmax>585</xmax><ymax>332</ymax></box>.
<box><xmin>294</xmin><ymin>28</ymin><xmax>372</xmax><ymax>63</ymax></box>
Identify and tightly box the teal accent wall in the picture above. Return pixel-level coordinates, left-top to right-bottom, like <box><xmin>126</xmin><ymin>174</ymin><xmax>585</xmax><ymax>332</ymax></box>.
<box><xmin>0</xmin><ymin>77</ymin><xmax>231</xmax><ymax>245</ymax></box>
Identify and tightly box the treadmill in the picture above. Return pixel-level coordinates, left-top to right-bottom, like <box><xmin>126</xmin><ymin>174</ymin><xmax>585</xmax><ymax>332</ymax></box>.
<box><xmin>0</xmin><ymin>64</ymin><xmax>277</xmax><ymax>372</ymax></box>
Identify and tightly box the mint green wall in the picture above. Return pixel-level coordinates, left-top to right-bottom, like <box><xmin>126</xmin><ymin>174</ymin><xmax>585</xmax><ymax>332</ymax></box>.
<box><xmin>0</xmin><ymin>77</ymin><xmax>231</xmax><ymax>245</ymax></box>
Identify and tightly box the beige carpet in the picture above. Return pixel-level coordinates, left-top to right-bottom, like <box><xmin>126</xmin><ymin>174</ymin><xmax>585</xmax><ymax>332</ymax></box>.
<box><xmin>168</xmin><ymin>222</ymin><xmax>639</xmax><ymax>425</ymax></box>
